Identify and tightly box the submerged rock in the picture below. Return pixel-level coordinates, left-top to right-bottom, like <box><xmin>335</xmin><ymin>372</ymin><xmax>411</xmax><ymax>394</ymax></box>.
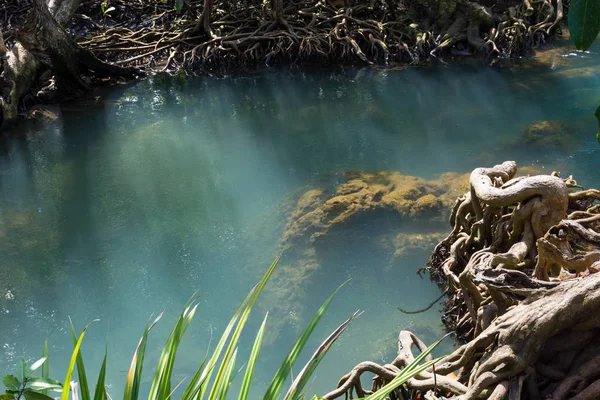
<box><xmin>521</xmin><ymin>119</ymin><xmax>583</xmax><ymax>149</ymax></box>
<box><xmin>393</xmin><ymin>232</ymin><xmax>448</xmax><ymax>260</ymax></box>
<box><xmin>281</xmin><ymin>170</ymin><xmax>470</xmax><ymax>249</ymax></box>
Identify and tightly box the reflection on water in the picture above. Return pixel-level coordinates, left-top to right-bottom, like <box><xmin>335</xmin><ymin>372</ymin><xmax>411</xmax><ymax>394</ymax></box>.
<box><xmin>1</xmin><ymin>39</ymin><xmax>600</xmax><ymax>397</ymax></box>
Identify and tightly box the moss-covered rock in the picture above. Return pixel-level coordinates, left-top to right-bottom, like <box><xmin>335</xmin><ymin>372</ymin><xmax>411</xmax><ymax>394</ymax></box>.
<box><xmin>393</xmin><ymin>232</ymin><xmax>447</xmax><ymax>259</ymax></box>
<box><xmin>521</xmin><ymin>119</ymin><xmax>582</xmax><ymax>149</ymax></box>
<box><xmin>281</xmin><ymin>170</ymin><xmax>470</xmax><ymax>249</ymax></box>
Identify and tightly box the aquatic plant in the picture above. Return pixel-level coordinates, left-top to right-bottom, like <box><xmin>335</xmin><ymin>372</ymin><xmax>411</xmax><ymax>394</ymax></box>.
<box><xmin>2</xmin><ymin>257</ymin><xmax>445</xmax><ymax>400</ymax></box>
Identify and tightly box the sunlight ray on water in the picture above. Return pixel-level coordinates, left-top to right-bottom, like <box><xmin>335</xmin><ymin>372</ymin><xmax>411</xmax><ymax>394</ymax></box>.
<box><xmin>1</xmin><ymin>40</ymin><xmax>600</xmax><ymax>398</ymax></box>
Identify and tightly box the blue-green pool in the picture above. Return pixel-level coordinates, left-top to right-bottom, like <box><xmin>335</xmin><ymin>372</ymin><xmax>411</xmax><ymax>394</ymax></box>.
<box><xmin>1</xmin><ymin>38</ymin><xmax>599</xmax><ymax>398</ymax></box>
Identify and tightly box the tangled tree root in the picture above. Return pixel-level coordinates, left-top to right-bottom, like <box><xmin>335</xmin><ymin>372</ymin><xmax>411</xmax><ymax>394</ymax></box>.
<box><xmin>74</xmin><ymin>0</ymin><xmax>565</xmax><ymax>74</ymax></box>
<box><xmin>324</xmin><ymin>161</ymin><xmax>600</xmax><ymax>400</ymax></box>
<box><xmin>0</xmin><ymin>0</ymin><xmax>568</xmax><ymax>126</ymax></box>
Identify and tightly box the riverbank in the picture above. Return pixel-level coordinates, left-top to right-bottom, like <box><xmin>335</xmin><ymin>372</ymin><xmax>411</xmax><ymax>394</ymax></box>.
<box><xmin>1</xmin><ymin>0</ymin><xmax>567</xmax><ymax>128</ymax></box>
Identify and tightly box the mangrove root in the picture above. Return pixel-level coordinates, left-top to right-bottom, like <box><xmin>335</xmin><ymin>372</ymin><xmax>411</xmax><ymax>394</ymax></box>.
<box><xmin>325</xmin><ymin>161</ymin><xmax>600</xmax><ymax>400</ymax></box>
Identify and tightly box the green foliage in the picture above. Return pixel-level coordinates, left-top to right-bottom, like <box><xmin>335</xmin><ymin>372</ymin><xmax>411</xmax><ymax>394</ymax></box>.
<box><xmin>3</xmin><ymin>259</ymin><xmax>447</xmax><ymax>400</ymax></box>
<box><xmin>569</xmin><ymin>0</ymin><xmax>600</xmax><ymax>142</ymax></box>
<box><xmin>237</xmin><ymin>313</ymin><xmax>267</xmax><ymax>400</ymax></box>
<box><xmin>124</xmin><ymin>314</ymin><xmax>162</xmax><ymax>400</ymax></box>
<box><xmin>265</xmin><ymin>279</ymin><xmax>350</xmax><ymax>400</ymax></box>
<box><xmin>568</xmin><ymin>0</ymin><xmax>600</xmax><ymax>50</ymax></box>
<box><xmin>41</xmin><ymin>341</ymin><xmax>49</xmax><ymax>396</ymax></box>
<box><xmin>92</xmin><ymin>352</ymin><xmax>107</xmax><ymax>400</ymax></box>
<box><xmin>1</xmin><ymin>355</ymin><xmax>62</xmax><ymax>400</ymax></box>
<box><xmin>100</xmin><ymin>1</ymin><xmax>115</xmax><ymax>17</ymax></box>
<box><xmin>361</xmin><ymin>336</ymin><xmax>446</xmax><ymax>400</ymax></box>
<box><xmin>61</xmin><ymin>321</ymin><xmax>97</xmax><ymax>400</ymax></box>
<box><xmin>284</xmin><ymin>310</ymin><xmax>360</xmax><ymax>400</ymax></box>
<box><xmin>69</xmin><ymin>319</ymin><xmax>91</xmax><ymax>400</ymax></box>
<box><xmin>148</xmin><ymin>299</ymin><xmax>199</xmax><ymax>400</ymax></box>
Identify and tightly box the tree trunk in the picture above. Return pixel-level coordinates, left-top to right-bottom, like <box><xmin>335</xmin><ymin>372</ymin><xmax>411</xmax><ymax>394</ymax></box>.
<box><xmin>193</xmin><ymin>0</ymin><xmax>214</xmax><ymax>37</ymax></box>
<box><xmin>272</xmin><ymin>0</ymin><xmax>284</xmax><ymax>22</ymax></box>
<box><xmin>0</xmin><ymin>0</ymin><xmax>137</xmax><ymax>129</ymax></box>
<box><xmin>18</xmin><ymin>0</ymin><xmax>137</xmax><ymax>94</ymax></box>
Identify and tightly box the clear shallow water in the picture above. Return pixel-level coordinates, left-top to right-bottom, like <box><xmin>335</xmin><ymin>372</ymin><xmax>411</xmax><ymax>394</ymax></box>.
<box><xmin>1</xmin><ymin>39</ymin><xmax>600</xmax><ymax>398</ymax></box>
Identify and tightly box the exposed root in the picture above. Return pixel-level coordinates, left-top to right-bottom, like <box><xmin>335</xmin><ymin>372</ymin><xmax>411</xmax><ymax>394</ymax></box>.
<box><xmin>325</xmin><ymin>162</ymin><xmax>600</xmax><ymax>400</ymax></box>
<box><xmin>72</xmin><ymin>0</ymin><xmax>566</xmax><ymax>74</ymax></box>
<box><xmin>0</xmin><ymin>0</ymin><xmax>570</xmax><ymax>125</ymax></box>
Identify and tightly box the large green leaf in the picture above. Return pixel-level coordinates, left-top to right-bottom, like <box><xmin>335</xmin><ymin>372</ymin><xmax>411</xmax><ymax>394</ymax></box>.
<box><xmin>23</xmin><ymin>390</ymin><xmax>55</xmax><ymax>400</ymax></box>
<box><xmin>568</xmin><ymin>0</ymin><xmax>600</xmax><ymax>50</ymax></box>
<box><xmin>3</xmin><ymin>375</ymin><xmax>20</xmax><ymax>391</ymax></box>
<box><xmin>17</xmin><ymin>360</ymin><xmax>26</xmax><ymax>383</ymax></box>
<box><xmin>28</xmin><ymin>358</ymin><xmax>46</xmax><ymax>374</ymax></box>
<box><xmin>26</xmin><ymin>378</ymin><xmax>63</xmax><ymax>392</ymax></box>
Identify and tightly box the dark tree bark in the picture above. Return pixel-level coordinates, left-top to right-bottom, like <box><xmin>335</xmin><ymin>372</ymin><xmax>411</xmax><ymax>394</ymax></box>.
<box><xmin>0</xmin><ymin>0</ymin><xmax>138</xmax><ymax>129</ymax></box>
<box><xmin>193</xmin><ymin>0</ymin><xmax>214</xmax><ymax>37</ymax></box>
<box><xmin>18</xmin><ymin>0</ymin><xmax>137</xmax><ymax>94</ymax></box>
<box><xmin>272</xmin><ymin>0</ymin><xmax>284</xmax><ymax>21</ymax></box>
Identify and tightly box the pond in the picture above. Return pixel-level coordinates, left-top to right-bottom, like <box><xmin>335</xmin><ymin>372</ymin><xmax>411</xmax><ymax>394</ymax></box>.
<box><xmin>1</xmin><ymin>38</ymin><xmax>599</xmax><ymax>398</ymax></box>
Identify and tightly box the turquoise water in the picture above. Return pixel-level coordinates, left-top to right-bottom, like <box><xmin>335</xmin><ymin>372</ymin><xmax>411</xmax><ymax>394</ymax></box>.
<box><xmin>1</xmin><ymin>39</ymin><xmax>600</xmax><ymax>398</ymax></box>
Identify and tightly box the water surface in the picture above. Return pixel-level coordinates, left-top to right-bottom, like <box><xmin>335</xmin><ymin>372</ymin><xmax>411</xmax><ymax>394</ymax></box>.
<box><xmin>1</xmin><ymin>39</ymin><xmax>600</xmax><ymax>398</ymax></box>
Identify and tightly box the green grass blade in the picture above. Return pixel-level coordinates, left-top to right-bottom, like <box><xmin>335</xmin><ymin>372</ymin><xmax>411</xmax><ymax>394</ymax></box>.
<box><xmin>363</xmin><ymin>356</ymin><xmax>443</xmax><ymax>400</ymax></box>
<box><xmin>148</xmin><ymin>302</ymin><xmax>199</xmax><ymax>400</ymax></box>
<box><xmin>61</xmin><ymin>320</ymin><xmax>97</xmax><ymax>400</ymax></box>
<box><xmin>285</xmin><ymin>310</ymin><xmax>360</xmax><ymax>400</ymax></box>
<box><xmin>400</xmin><ymin>334</ymin><xmax>448</xmax><ymax>375</ymax></box>
<box><xmin>92</xmin><ymin>352</ymin><xmax>107</xmax><ymax>400</ymax></box>
<box><xmin>42</xmin><ymin>340</ymin><xmax>49</xmax><ymax>396</ymax></box>
<box><xmin>237</xmin><ymin>313</ymin><xmax>268</xmax><ymax>400</ymax></box>
<box><xmin>178</xmin><ymin>359</ymin><xmax>206</xmax><ymax>400</ymax></box>
<box><xmin>181</xmin><ymin>257</ymin><xmax>280</xmax><ymax>400</ymax></box>
<box><xmin>207</xmin><ymin>256</ymin><xmax>279</xmax><ymax>400</ymax></box>
<box><xmin>363</xmin><ymin>335</ymin><xmax>448</xmax><ymax>400</ymax></box>
<box><xmin>166</xmin><ymin>378</ymin><xmax>188</xmax><ymax>400</ymax></box>
<box><xmin>123</xmin><ymin>313</ymin><xmax>162</xmax><ymax>400</ymax></box>
<box><xmin>215</xmin><ymin>348</ymin><xmax>237</xmax><ymax>400</ymax></box>
<box><xmin>69</xmin><ymin>319</ymin><xmax>91</xmax><ymax>400</ymax></box>
<box><xmin>179</xmin><ymin>311</ymin><xmax>242</xmax><ymax>400</ymax></box>
<box><xmin>264</xmin><ymin>279</ymin><xmax>349</xmax><ymax>400</ymax></box>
